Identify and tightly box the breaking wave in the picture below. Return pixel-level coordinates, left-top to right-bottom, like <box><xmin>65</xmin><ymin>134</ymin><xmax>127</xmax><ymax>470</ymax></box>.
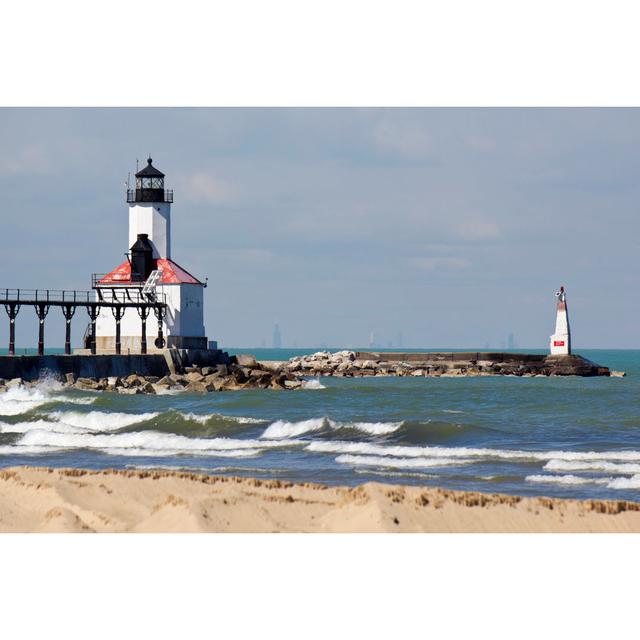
<box><xmin>262</xmin><ymin>418</ymin><xmax>326</xmax><ymax>439</ymax></box>
<box><xmin>305</xmin><ymin>440</ymin><xmax>640</xmax><ymax>463</ymax></box>
<box><xmin>0</xmin><ymin>385</ymin><xmax>97</xmax><ymax>416</ymax></box>
<box><xmin>180</xmin><ymin>412</ymin><xmax>265</xmax><ymax>425</ymax></box>
<box><xmin>526</xmin><ymin>474</ymin><xmax>640</xmax><ymax>490</ymax></box>
<box><xmin>260</xmin><ymin>418</ymin><xmax>403</xmax><ymax>439</ymax></box>
<box><xmin>354</xmin><ymin>469</ymin><xmax>438</xmax><ymax>480</ymax></box>
<box><xmin>607</xmin><ymin>475</ymin><xmax>640</xmax><ymax>490</ymax></box>
<box><xmin>544</xmin><ymin>459</ymin><xmax>640</xmax><ymax>475</ymax></box>
<box><xmin>104</xmin><ymin>447</ymin><xmax>263</xmax><ymax>458</ymax></box>
<box><xmin>49</xmin><ymin>410</ymin><xmax>159</xmax><ymax>432</ymax></box>
<box><xmin>0</xmin><ymin>386</ymin><xmax>54</xmax><ymax>416</ymax></box>
<box><xmin>335</xmin><ymin>454</ymin><xmax>470</xmax><ymax>469</ymax></box>
<box><xmin>15</xmin><ymin>428</ymin><xmax>302</xmax><ymax>457</ymax></box>
<box><xmin>0</xmin><ymin>444</ymin><xmax>62</xmax><ymax>456</ymax></box>
<box><xmin>0</xmin><ymin>419</ymin><xmax>86</xmax><ymax>435</ymax></box>
<box><xmin>526</xmin><ymin>474</ymin><xmax>610</xmax><ymax>486</ymax></box>
<box><xmin>302</xmin><ymin>379</ymin><xmax>326</xmax><ymax>390</ymax></box>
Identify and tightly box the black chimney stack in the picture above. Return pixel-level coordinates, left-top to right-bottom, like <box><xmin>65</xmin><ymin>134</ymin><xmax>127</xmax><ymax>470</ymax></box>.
<box><xmin>130</xmin><ymin>234</ymin><xmax>154</xmax><ymax>282</ymax></box>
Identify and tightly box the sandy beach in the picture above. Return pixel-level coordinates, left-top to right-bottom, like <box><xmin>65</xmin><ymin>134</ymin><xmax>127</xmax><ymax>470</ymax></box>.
<box><xmin>0</xmin><ymin>466</ymin><xmax>637</xmax><ymax>532</ymax></box>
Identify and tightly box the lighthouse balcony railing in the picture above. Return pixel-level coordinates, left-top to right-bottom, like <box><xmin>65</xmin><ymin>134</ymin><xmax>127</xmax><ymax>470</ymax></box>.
<box><xmin>126</xmin><ymin>188</ymin><xmax>173</xmax><ymax>203</ymax></box>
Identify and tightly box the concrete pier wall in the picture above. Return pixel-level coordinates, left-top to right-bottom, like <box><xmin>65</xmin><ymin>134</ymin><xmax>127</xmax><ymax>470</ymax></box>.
<box><xmin>0</xmin><ymin>354</ymin><xmax>170</xmax><ymax>382</ymax></box>
<box><xmin>0</xmin><ymin>349</ymin><xmax>233</xmax><ymax>381</ymax></box>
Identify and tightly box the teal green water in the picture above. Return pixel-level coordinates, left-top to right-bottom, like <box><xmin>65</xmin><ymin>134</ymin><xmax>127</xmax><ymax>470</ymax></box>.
<box><xmin>1</xmin><ymin>348</ymin><xmax>639</xmax><ymax>502</ymax></box>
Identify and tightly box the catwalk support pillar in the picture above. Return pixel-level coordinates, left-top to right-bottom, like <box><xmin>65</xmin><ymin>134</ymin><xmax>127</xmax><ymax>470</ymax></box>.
<box><xmin>86</xmin><ymin>306</ymin><xmax>100</xmax><ymax>355</ymax></box>
<box><xmin>137</xmin><ymin>306</ymin><xmax>150</xmax><ymax>354</ymax></box>
<box><xmin>4</xmin><ymin>303</ymin><xmax>20</xmax><ymax>355</ymax></box>
<box><xmin>153</xmin><ymin>305</ymin><xmax>166</xmax><ymax>350</ymax></box>
<box><xmin>35</xmin><ymin>303</ymin><xmax>50</xmax><ymax>356</ymax></box>
<box><xmin>111</xmin><ymin>305</ymin><xmax>125</xmax><ymax>355</ymax></box>
<box><xmin>62</xmin><ymin>304</ymin><xmax>76</xmax><ymax>355</ymax></box>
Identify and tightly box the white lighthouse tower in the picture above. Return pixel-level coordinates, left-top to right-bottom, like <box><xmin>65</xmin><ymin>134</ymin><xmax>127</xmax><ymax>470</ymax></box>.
<box><xmin>549</xmin><ymin>286</ymin><xmax>571</xmax><ymax>356</ymax></box>
<box><xmin>92</xmin><ymin>158</ymin><xmax>208</xmax><ymax>352</ymax></box>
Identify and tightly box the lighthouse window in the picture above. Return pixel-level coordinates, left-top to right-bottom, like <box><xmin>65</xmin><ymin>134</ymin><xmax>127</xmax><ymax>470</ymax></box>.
<box><xmin>137</xmin><ymin>177</ymin><xmax>163</xmax><ymax>189</ymax></box>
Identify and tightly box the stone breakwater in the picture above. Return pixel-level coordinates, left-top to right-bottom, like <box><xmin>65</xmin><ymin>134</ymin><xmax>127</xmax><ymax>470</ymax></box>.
<box><xmin>0</xmin><ymin>354</ymin><xmax>304</xmax><ymax>394</ymax></box>
<box><xmin>0</xmin><ymin>351</ymin><xmax>615</xmax><ymax>395</ymax></box>
<box><xmin>275</xmin><ymin>350</ymin><xmax>613</xmax><ymax>377</ymax></box>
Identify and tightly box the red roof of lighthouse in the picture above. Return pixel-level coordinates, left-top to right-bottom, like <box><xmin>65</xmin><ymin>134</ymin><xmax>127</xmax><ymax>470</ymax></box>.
<box><xmin>98</xmin><ymin>258</ymin><xmax>203</xmax><ymax>285</ymax></box>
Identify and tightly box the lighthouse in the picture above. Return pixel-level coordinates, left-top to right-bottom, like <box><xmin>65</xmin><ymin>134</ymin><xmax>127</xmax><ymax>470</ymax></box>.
<box><xmin>92</xmin><ymin>158</ymin><xmax>208</xmax><ymax>352</ymax></box>
<box><xmin>549</xmin><ymin>286</ymin><xmax>571</xmax><ymax>356</ymax></box>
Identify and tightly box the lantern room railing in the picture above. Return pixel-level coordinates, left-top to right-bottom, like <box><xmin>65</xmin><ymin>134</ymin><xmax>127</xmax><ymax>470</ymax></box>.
<box><xmin>126</xmin><ymin>188</ymin><xmax>173</xmax><ymax>203</ymax></box>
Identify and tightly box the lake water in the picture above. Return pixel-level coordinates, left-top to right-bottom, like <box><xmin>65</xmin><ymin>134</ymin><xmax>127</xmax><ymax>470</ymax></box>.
<box><xmin>1</xmin><ymin>348</ymin><xmax>639</xmax><ymax>502</ymax></box>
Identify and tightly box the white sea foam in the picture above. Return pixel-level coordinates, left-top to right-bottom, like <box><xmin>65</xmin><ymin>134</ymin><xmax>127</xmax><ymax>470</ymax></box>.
<box><xmin>525</xmin><ymin>474</ymin><xmax>612</xmax><ymax>486</ymax></box>
<box><xmin>302</xmin><ymin>379</ymin><xmax>326</xmax><ymax>390</ymax></box>
<box><xmin>52</xmin><ymin>396</ymin><xmax>98</xmax><ymax>406</ymax></box>
<box><xmin>49</xmin><ymin>410</ymin><xmax>159</xmax><ymax>432</ymax></box>
<box><xmin>0</xmin><ymin>444</ymin><xmax>63</xmax><ymax>456</ymax></box>
<box><xmin>442</xmin><ymin>410</ymin><xmax>464</xmax><ymax>414</ymax></box>
<box><xmin>151</xmin><ymin>387</ymin><xmax>182</xmax><ymax>396</ymax></box>
<box><xmin>0</xmin><ymin>419</ymin><xmax>86</xmax><ymax>435</ymax></box>
<box><xmin>262</xmin><ymin>418</ymin><xmax>327</xmax><ymax>439</ymax></box>
<box><xmin>0</xmin><ymin>386</ymin><xmax>50</xmax><ymax>416</ymax></box>
<box><xmin>126</xmin><ymin>464</ymin><xmax>277</xmax><ymax>473</ymax></box>
<box><xmin>354</xmin><ymin>469</ymin><xmax>438</xmax><ymax>480</ymax></box>
<box><xmin>306</xmin><ymin>440</ymin><xmax>640</xmax><ymax>464</ymax></box>
<box><xmin>606</xmin><ymin>475</ymin><xmax>640</xmax><ymax>490</ymax></box>
<box><xmin>16</xmin><ymin>429</ymin><xmax>301</xmax><ymax>457</ymax></box>
<box><xmin>529</xmin><ymin>473</ymin><xmax>640</xmax><ymax>490</ymax></box>
<box><xmin>0</xmin><ymin>384</ymin><xmax>98</xmax><ymax>416</ymax></box>
<box><xmin>350</xmin><ymin>421</ymin><xmax>402</xmax><ymax>435</ymax></box>
<box><xmin>261</xmin><ymin>418</ymin><xmax>403</xmax><ymax>439</ymax></box>
<box><xmin>180</xmin><ymin>412</ymin><xmax>264</xmax><ymax>425</ymax></box>
<box><xmin>544</xmin><ymin>459</ymin><xmax>640</xmax><ymax>475</ymax></box>
<box><xmin>335</xmin><ymin>454</ymin><xmax>469</xmax><ymax>469</ymax></box>
<box><xmin>104</xmin><ymin>447</ymin><xmax>263</xmax><ymax>458</ymax></box>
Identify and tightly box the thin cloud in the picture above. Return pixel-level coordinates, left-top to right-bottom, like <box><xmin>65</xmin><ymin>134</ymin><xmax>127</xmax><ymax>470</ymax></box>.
<box><xmin>179</xmin><ymin>172</ymin><xmax>236</xmax><ymax>205</ymax></box>
<box><xmin>408</xmin><ymin>256</ymin><xmax>472</xmax><ymax>271</ymax></box>
<box><xmin>0</xmin><ymin>143</ymin><xmax>53</xmax><ymax>176</ymax></box>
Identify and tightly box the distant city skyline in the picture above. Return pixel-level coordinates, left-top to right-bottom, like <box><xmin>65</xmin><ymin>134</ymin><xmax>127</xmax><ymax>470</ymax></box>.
<box><xmin>1</xmin><ymin>108</ymin><xmax>638</xmax><ymax>349</ymax></box>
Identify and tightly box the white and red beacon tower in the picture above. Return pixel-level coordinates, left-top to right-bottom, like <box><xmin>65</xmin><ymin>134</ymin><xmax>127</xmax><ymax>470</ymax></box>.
<box><xmin>549</xmin><ymin>286</ymin><xmax>571</xmax><ymax>356</ymax></box>
<box><xmin>93</xmin><ymin>158</ymin><xmax>208</xmax><ymax>352</ymax></box>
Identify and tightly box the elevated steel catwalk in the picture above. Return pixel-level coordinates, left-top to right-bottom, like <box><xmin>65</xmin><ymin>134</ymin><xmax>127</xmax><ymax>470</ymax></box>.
<box><xmin>1</xmin><ymin>288</ymin><xmax>167</xmax><ymax>356</ymax></box>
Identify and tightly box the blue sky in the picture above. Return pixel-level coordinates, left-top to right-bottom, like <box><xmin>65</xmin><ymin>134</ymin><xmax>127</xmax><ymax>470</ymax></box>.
<box><xmin>1</xmin><ymin>108</ymin><xmax>638</xmax><ymax>349</ymax></box>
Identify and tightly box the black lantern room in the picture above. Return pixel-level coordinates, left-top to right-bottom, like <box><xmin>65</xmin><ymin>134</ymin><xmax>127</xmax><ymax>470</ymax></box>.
<box><xmin>127</xmin><ymin>157</ymin><xmax>173</xmax><ymax>203</ymax></box>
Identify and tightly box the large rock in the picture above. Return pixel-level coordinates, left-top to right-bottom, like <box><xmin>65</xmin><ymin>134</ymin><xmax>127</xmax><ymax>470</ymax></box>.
<box><xmin>235</xmin><ymin>354</ymin><xmax>257</xmax><ymax>367</ymax></box>
<box><xmin>125</xmin><ymin>374</ymin><xmax>144</xmax><ymax>387</ymax></box>
<box><xmin>185</xmin><ymin>381</ymin><xmax>209</xmax><ymax>393</ymax></box>
<box><xmin>75</xmin><ymin>377</ymin><xmax>99</xmax><ymax>390</ymax></box>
